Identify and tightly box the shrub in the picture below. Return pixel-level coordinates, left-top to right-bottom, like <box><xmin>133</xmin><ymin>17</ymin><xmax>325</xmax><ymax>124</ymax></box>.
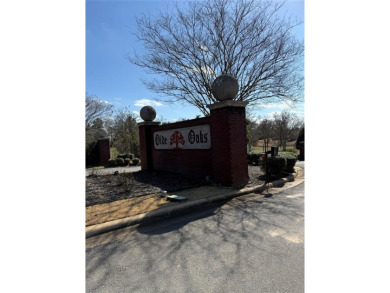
<box><xmin>260</xmin><ymin>152</ymin><xmax>298</xmax><ymax>178</ymax></box>
<box><xmin>260</xmin><ymin>156</ymin><xmax>286</xmax><ymax>179</ymax></box>
<box><xmin>132</xmin><ymin>158</ymin><xmax>140</xmax><ymax>165</ymax></box>
<box><xmin>124</xmin><ymin>158</ymin><xmax>131</xmax><ymax>166</ymax></box>
<box><xmin>108</xmin><ymin>159</ymin><xmax>116</xmax><ymax>166</ymax></box>
<box><xmin>86</xmin><ymin>140</ymin><xmax>99</xmax><ymax>166</ymax></box>
<box><xmin>117</xmin><ymin>153</ymin><xmax>134</xmax><ymax>160</ymax></box>
<box><xmin>284</xmin><ymin>146</ymin><xmax>299</xmax><ymax>155</ymax></box>
<box><xmin>247</xmin><ymin>153</ymin><xmax>261</xmax><ymax>165</ymax></box>
<box><xmin>115</xmin><ymin>158</ymin><xmax>125</xmax><ymax>166</ymax></box>
<box><xmin>278</xmin><ymin>152</ymin><xmax>297</xmax><ymax>173</ymax></box>
<box><xmin>116</xmin><ymin>173</ymin><xmax>134</xmax><ymax>192</ymax></box>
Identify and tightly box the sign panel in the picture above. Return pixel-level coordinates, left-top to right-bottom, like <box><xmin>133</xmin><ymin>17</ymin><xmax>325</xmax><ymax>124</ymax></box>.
<box><xmin>154</xmin><ymin>125</ymin><xmax>211</xmax><ymax>150</ymax></box>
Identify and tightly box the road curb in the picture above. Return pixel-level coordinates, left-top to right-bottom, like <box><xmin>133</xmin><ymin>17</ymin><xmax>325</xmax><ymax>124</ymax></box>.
<box><xmin>86</xmin><ymin>167</ymin><xmax>303</xmax><ymax>238</ymax></box>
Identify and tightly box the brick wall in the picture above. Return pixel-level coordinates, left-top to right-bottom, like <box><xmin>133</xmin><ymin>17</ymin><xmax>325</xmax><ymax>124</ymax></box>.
<box><xmin>139</xmin><ymin>104</ymin><xmax>249</xmax><ymax>186</ymax></box>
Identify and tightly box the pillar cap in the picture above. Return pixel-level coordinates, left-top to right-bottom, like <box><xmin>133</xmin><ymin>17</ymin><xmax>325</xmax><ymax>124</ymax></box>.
<box><xmin>211</xmin><ymin>74</ymin><xmax>239</xmax><ymax>101</ymax></box>
<box><xmin>207</xmin><ymin>100</ymin><xmax>248</xmax><ymax>110</ymax></box>
<box><xmin>140</xmin><ymin>106</ymin><xmax>157</xmax><ymax>121</ymax></box>
<box><xmin>97</xmin><ymin>128</ymin><xmax>108</xmax><ymax>139</ymax></box>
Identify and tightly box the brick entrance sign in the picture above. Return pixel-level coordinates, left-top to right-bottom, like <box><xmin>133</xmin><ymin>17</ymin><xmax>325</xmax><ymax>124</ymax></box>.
<box><xmin>138</xmin><ymin>74</ymin><xmax>249</xmax><ymax>186</ymax></box>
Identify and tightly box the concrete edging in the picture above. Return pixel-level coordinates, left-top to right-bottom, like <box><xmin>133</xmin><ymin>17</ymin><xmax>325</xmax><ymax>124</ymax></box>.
<box><xmin>86</xmin><ymin>167</ymin><xmax>303</xmax><ymax>238</ymax></box>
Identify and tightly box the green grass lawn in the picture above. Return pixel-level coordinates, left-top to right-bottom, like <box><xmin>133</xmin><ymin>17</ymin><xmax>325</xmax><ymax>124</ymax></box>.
<box><xmin>250</xmin><ymin>146</ymin><xmax>299</xmax><ymax>155</ymax></box>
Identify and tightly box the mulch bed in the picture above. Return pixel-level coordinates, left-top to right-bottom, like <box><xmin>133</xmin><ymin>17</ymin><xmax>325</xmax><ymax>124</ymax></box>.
<box><xmin>86</xmin><ymin>165</ymin><xmax>265</xmax><ymax>207</ymax></box>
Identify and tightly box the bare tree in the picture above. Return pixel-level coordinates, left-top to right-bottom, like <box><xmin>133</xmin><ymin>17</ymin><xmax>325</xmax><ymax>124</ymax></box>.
<box><xmin>85</xmin><ymin>94</ymin><xmax>114</xmax><ymax>143</ymax></box>
<box><xmin>85</xmin><ymin>93</ymin><xmax>114</xmax><ymax>129</ymax></box>
<box><xmin>130</xmin><ymin>0</ymin><xmax>304</xmax><ymax>116</ymax></box>
<box><xmin>256</xmin><ymin>117</ymin><xmax>275</xmax><ymax>152</ymax></box>
<box><xmin>244</xmin><ymin>108</ymin><xmax>260</xmax><ymax>149</ymax></box>
<box><xmin>273</xmin><ymin>110</ymin><xmax>303</xmax><ymax>151</ymax></box>
<box><xmin>106</xmin><ymin>108</ymin><xmax>139</xmax><ymax>155</ymax></box>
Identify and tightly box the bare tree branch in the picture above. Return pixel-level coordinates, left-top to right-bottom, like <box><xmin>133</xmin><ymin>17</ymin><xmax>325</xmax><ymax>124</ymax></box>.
<box><xmin>129</xmin><ymin>0</ymin><xmax>304</xmax><ymax>115</ymax></box>
<box><xmin>85</xmin><ymin>93</ymin><xmax>114</xmax><ymax>129</ymax></box>
<box><xmin>273</xmin><ymin>109</ymin><xmax>303</xmax><ymax>151</ymax></box>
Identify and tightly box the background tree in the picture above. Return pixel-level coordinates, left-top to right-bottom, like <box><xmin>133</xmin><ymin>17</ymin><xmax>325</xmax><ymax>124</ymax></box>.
<box><xmin>245</xmin><ymin>108</ymin><xmax>261</xmax><ymax>150</ymax></box>
<box><xmin>91</xmin><ymin>118</ymin><xmax>103</xmax><ymax>129</ymax></box>
<box><xmin>256</xmin><ymin>117</ymin><xmax>275</xmax><ymax>152</ymax></box>
<box><xmin>130</xmin><ymin>0</ymin><xmax>304</xmax><ymax>115</ymax></box>
<box><xmin>85</xmin><ymin>94</ymin><xmax>140</xmax><ymax>158</ymax></box>
<box><xmin>85</xmin><ymin>93</ymin><xmax>114</xmax><ymax>142</ymax></box>
<box><xmin>273</xmin><ymin>110</ymin><xmax>303</xmax><ymax>151</ymax></box>
<box><xmin>85</xmin><ymin>93</ymin><xmax>114</xmax><ymax>129</ymax></box>
<box><xmin>86</xmin><ymin>118</ymin><xmax>106</xmax><ymax>142</ymax></box>
<box><xmin>106</xmin><ymin>108</ymin><xmax>140</xmax><ymax>156</ymax></box>
<box><xmin>245</xmin><ymin>119</ymin><xmax>255</xmax><ymax>148</ymax></box>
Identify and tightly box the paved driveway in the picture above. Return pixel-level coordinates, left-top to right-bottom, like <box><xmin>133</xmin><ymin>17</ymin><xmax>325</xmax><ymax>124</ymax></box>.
<box><xmin>295</xmin><ymin>161</ymin><xmax>304</xmax><ymax>169</ymax></box>
<box><xmin>86</xmin><ymin>183</ymin><xmax>304</xmax><ymax>293</ymax></box>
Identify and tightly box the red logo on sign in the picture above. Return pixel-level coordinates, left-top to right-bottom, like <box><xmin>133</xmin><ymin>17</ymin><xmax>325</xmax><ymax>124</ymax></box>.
<box><xmin>170</xmin><ymin>131</ymin><xmax>185</xmax><ymax>149</ymax></box>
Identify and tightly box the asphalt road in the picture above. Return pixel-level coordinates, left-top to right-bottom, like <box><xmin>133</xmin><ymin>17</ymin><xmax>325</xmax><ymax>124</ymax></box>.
<box><xmin>86</xmin><ymin>182</ymin><xmax>304</xmax><ymax>293</ymax></box>
<box><xmin>295</xmin><ymin>160</ymin><xmax>304</xmax><ymax>169</ymax></box>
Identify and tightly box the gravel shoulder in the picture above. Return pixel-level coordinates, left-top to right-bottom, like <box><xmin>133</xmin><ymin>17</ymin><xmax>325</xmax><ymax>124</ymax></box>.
<box><xmin>86</xmin><ymin>166</ymin><xmax>265</xmax><ymax>207</ymax></box>
<box><xmin>85</xmin><ymin>166</ymin><xmax>266</xmax><ymax>226</ymax></box>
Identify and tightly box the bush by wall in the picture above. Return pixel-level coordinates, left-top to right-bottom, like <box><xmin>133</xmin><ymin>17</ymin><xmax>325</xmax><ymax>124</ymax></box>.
<box><xmin>247</xmin><ymin>153</ymin><xmax>261</xmax><ymax>165</ymax></box>
<box><xmin>117</xmin><ymin>153</ymin><xmax>134</xmax><ymax>160</ymax></box>
<box><xmin>260</xmin><ymin>156</ymin><xmax>286</xmax><ymax>178</ymax></box>
<box><xmin>86</xmin><ymin>140</ymin><xmax>99</xmax><ymax>166</ymax></box>
<box><xmin>278</xmin><ymin>152</ymin><xmax>297</xmax><ymax>173</ymax></box>
<box><xmin>283</xmin><ymin>146</ymin><xmax>299</xmax><ymax>155</ymax></box>
<box><xmin>260</xmin><ymin>152</ymin><xmax>297</xmax><ymax>178</ymax></box>
<box><xmin>115</xmin><ymin>158</ymin><xmax>125</xmax><ymax>166</ymax></box>
<box><xmin>105</xmin><ymin>155</ymin><xmax>139</xmax><ymax>167</ymax></box>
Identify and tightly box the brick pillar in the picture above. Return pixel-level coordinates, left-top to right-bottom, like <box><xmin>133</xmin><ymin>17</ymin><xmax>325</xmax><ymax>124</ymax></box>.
<box><xmin>138</xmin><ymin>121</ymin><xmax>160</xmax><ymax>171</ymax></box>
<box><xmin>97</xmin><ymin>138</ymin><xmax>110</xmax><ymax>164</ymax></box>
<box><xmin>299</xmin><ymin>141</ymin><xmax>305</xmax><ymax>161</ymax></box>
<box><xmin>208</xmin><ymin>100</ymin><xmax>249</xmax><ymax>186</ymax></box>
